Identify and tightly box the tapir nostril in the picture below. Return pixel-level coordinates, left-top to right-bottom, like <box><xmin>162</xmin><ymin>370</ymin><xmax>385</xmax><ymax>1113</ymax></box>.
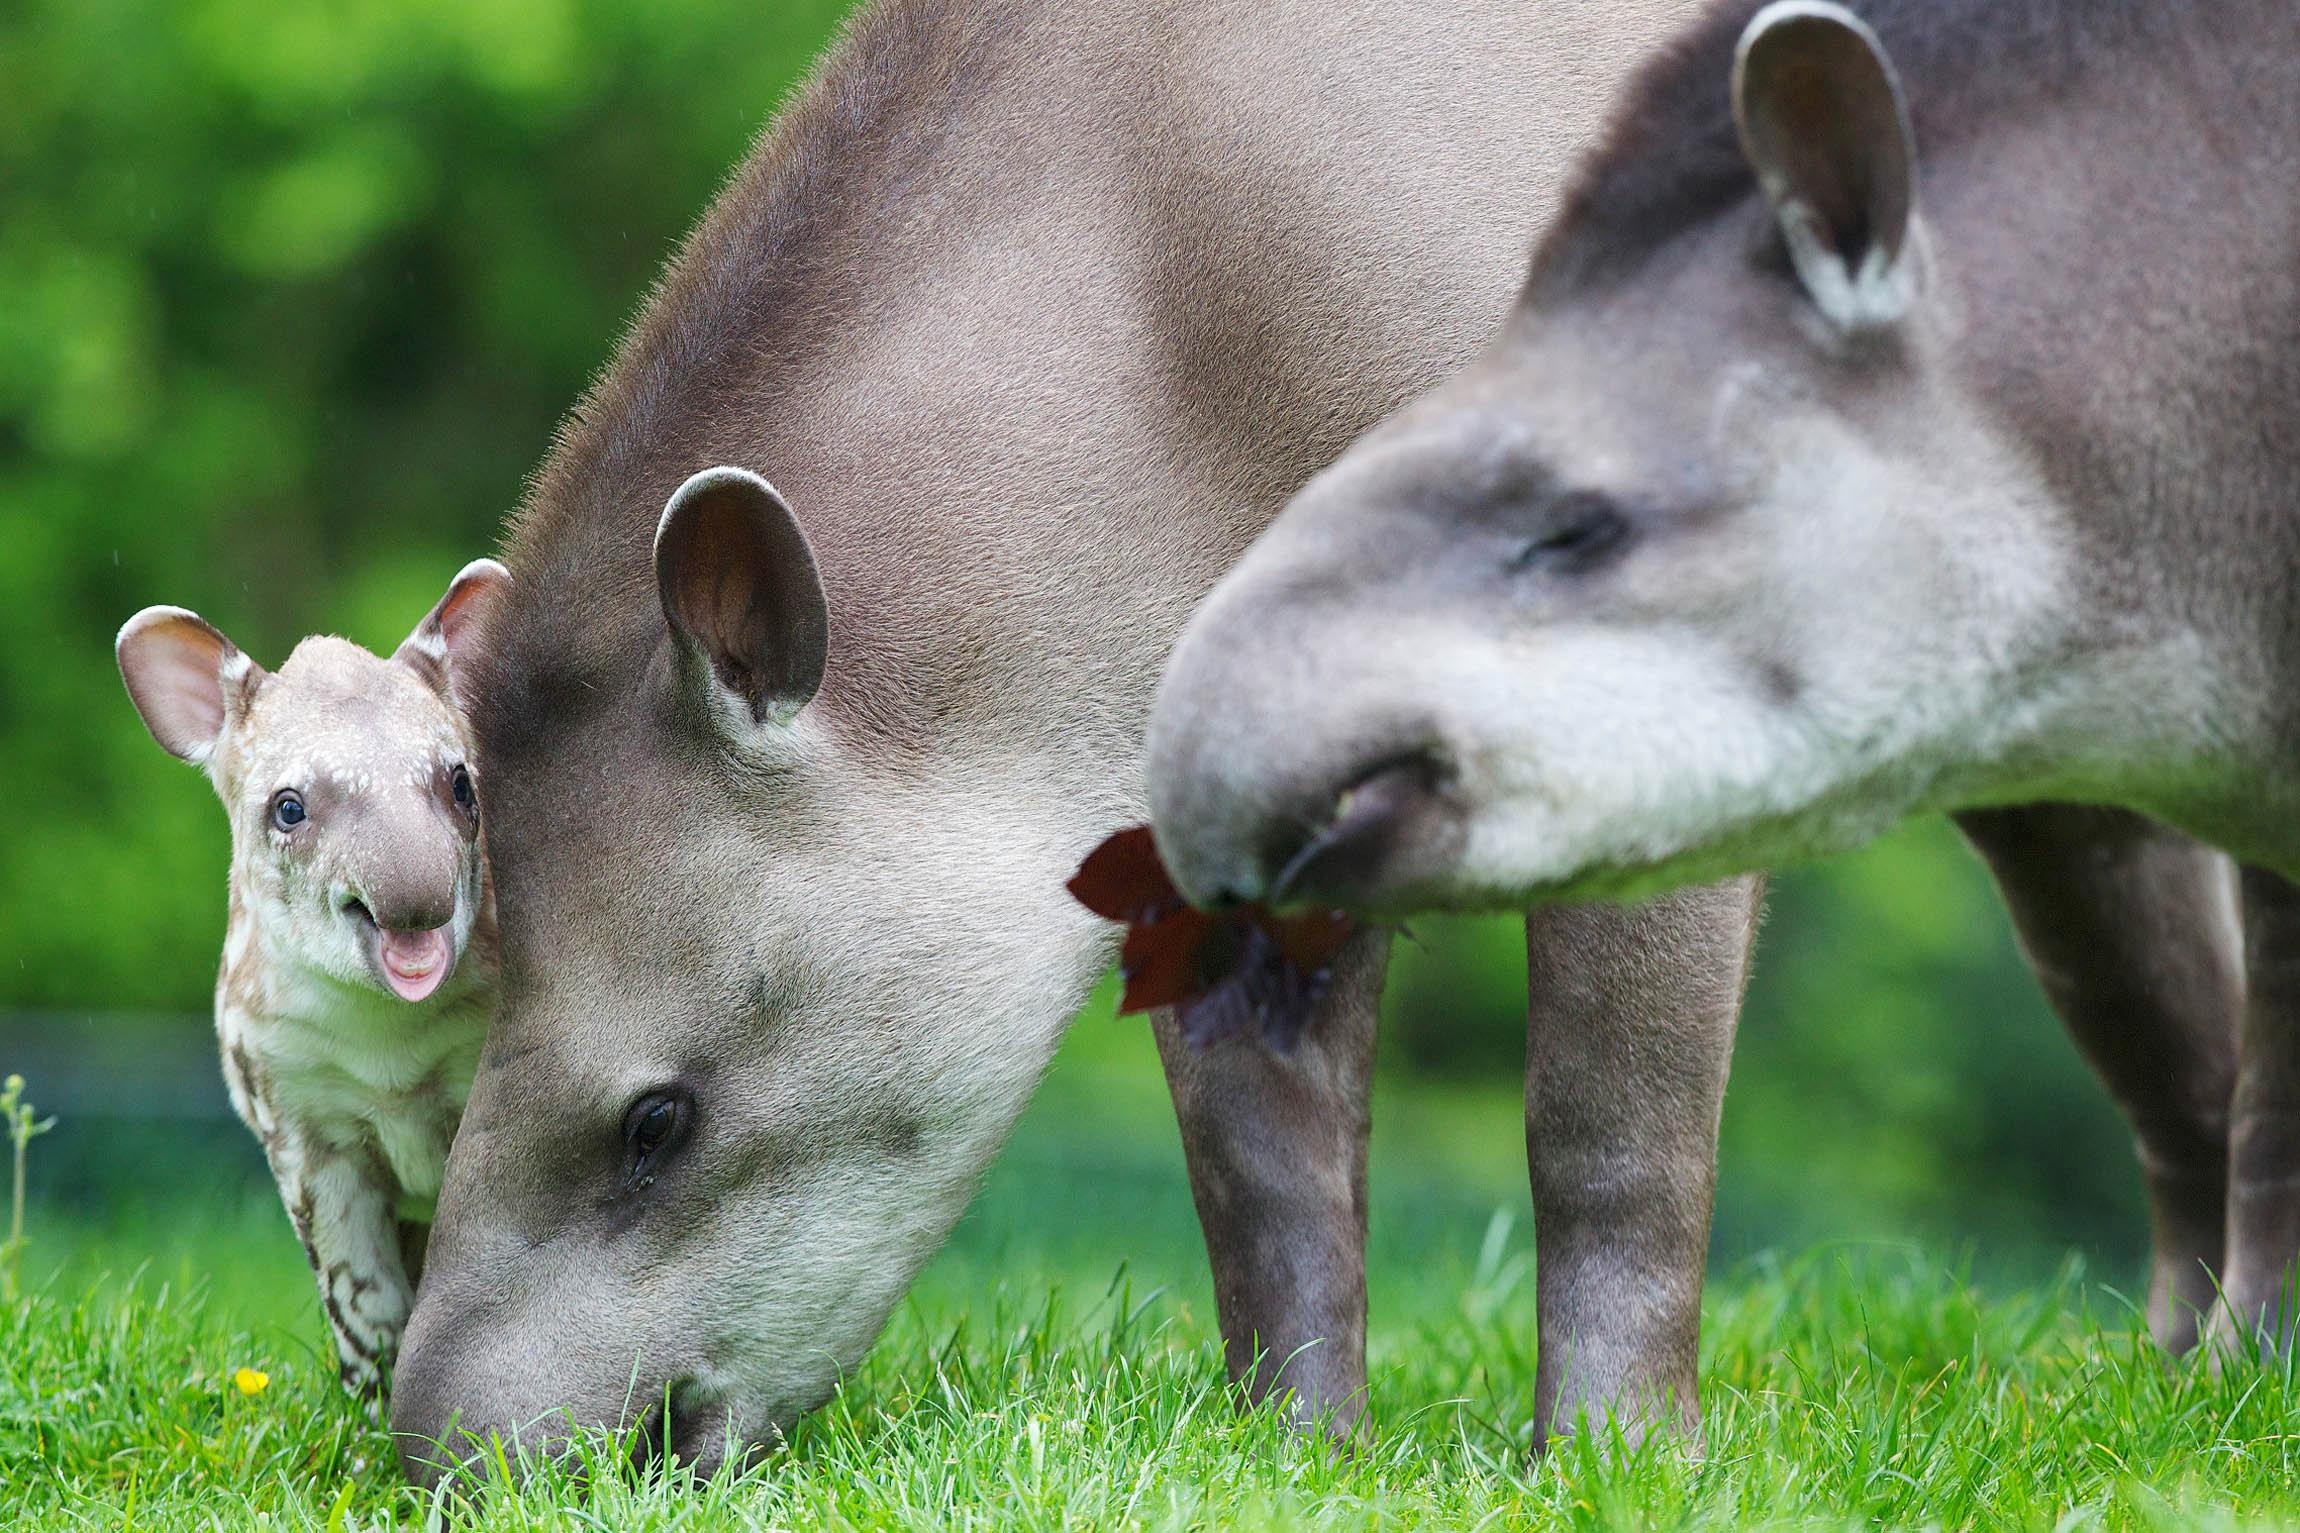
<box><xmin>1268</xmin><ymin>748</ymin><xmax>1453</xmax><ymax>906</ymax></box>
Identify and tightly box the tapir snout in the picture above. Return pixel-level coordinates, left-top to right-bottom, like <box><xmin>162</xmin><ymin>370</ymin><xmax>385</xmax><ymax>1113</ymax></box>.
<box><xmin>1145</xmin><ymin>402</ymin><xmax>1554</xmax><ymax>919</ymax></box>
<box><xmin>1149</xmin><ymin>669</ymin><xmax>1463</xmax><ymax>914</ymax></box>
<box><xmin>390</xmin><ymin>1186</ymin><xmax>725</xmax><ymax>1483</ymax></box>
<box><xmin>312</xmin><ymin>779</ymin><xmax>476</xmax><ymax>1005</ymax></box>
<box><xmin>340</xmin><ymin>794</ymin><xmax>467</xmax><ymax>934</ymax></box>
<box><xmin>1146</xmin><ymin>445</ymin><xmax>1479</xmax><ymax>915</ymax></box>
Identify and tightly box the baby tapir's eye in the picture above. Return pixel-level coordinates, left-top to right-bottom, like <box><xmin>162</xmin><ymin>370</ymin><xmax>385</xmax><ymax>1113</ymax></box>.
<box><xmin>270</xmin><ymin>790</ymin><xmax>307</xmax><ymax>832</ymax></box>
<box><xmin>450</xmin><ymin>765</ymin><xmax>476</xmax><ymax>815</ymax></box>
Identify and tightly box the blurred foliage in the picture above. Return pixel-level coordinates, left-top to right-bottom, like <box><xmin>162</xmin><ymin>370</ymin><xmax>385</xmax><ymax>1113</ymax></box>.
<box><xmin>0</xmin><ymin>0</ymin><xmax>846</xmax><ymax>1007</ymax></box>
<box><xmin>0</xmin><ymin>0</ymin><xmax>2149</xmax><ymax>1266</ymax></box>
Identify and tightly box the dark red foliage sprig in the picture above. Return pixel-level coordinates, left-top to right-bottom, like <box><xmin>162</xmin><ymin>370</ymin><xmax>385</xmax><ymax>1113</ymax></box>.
<box><xmin>1066</xmin><ymin>826</ymin><xmax>1356</xmax><ymax>1051</ymax></box>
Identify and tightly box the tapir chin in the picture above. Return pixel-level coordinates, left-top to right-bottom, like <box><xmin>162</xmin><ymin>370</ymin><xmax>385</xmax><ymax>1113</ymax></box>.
<box><xmin>396</xmin><ymin>0</ymin><xmax>2251</xmax><ymax>1478</ymax></box>
<box><xmin>1150</xmin><ymin>0</ymin><xmax>2291</xmax><ymax>1350</ymax></box>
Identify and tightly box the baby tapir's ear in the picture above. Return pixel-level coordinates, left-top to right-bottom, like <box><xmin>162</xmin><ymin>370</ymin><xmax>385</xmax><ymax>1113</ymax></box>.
<box><xmin>655</xmin><ymin>466</ymin><xmax>829</xmax><ymax>731</ymax></box>
<box><xmin>117</xmin><ymin>607</ymin><xmax>265</xmax><ymax>765</ymax></box>
<box><xmin>397</xmin><ymin>558</ymin><xmax>512</xmax><ymax>712</ymax></box>
<box><xmin>1733</xmin><ymin>0</ymin><xmax>1918</xmax><ymax>329</ymax></box>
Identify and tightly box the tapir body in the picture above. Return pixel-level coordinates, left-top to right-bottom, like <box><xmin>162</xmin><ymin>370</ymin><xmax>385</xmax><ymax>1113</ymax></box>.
<box><xmin>395</xmin><ymin>0</ymin><xmax>2245</xmax><ymax>1472</ymax></box>
<box><xmin>1148</xmin><ymin>0</ymin><xmax>2288</xmax><ymax>1346</ymax></box>
<box><xmin>118</xmin><ymin>563</ymin><xmax>508</xmax><ymax>1387</ymax></box>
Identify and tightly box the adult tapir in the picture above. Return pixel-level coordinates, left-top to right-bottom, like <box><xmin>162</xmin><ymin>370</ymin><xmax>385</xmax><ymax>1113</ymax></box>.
<box><xmin>1149</xmin><ymin>0</ymin><xmax>2286</xmax><ymax>1350</ymax></box>
<box><xmin>394</xmin><ymin>0</ymin><xmax>2238</xmax><ymax>1475</ymax></box>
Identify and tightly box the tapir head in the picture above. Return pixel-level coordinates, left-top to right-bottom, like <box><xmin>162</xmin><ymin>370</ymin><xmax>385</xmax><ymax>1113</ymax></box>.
<box><xmin>118</xmin><ymin>561</ymin><xmax>510</xmax><ymax>1001</ymax></box>
<box><xmin>391</xmin><ymin>469</ymin><xmax>1104</xmax><ymax>1478</ymax></box>
<box><xmin>1148</xmin><ymin>1</ymin><xmax>2089</xmax><ymax>914</ymax></box>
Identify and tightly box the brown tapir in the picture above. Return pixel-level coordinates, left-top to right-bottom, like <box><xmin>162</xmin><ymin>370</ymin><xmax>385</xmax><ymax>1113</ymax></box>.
<box><xmin>1149</xmin><ymin>0</ymin><xmax>2281</xmax><ymax>1354</ymax></box>
<box><xmin>393</xmin><ymin>0</ymin><xmax>2240</xmax><ymax>1476</ymax></box>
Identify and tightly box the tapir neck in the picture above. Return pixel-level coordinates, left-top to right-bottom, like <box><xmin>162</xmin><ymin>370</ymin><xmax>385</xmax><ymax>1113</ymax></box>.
<box><xmin>1931</xmin><ymin>5</ymin><xmax>2300</xmax><ymax>867</ymax></box>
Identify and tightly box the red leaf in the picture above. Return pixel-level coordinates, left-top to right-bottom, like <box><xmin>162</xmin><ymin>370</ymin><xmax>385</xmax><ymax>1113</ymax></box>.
<box><xmin>1069</xmin><ymin>825</ymin><xmax>1361</xmax><ymax>1049</ymax></box>
<box><xmin>1066</xmin><ymin>826</ymin><xmax>1182</xmax><ymax>925</ymax></box>
<box><xmin>1263</xmin><ymin>907</ymin><xmax>1354</xmax><ymax>976</ymax></box>
<box><xmin>1117</xmin><ymin>906</ymin><xmax>1214</xmax><ymax>1014</ymax></box>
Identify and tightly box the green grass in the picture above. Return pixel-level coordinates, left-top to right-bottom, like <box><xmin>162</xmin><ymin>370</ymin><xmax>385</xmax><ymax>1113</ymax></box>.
<box><xmin>8</xmin><ymin>1014</ymin><xmax>2300</xmax><ymax>1529</ymax></box>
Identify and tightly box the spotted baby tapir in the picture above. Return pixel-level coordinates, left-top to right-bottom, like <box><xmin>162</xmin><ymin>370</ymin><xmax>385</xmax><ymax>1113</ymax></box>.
<box><xmin>116</xmin><ymin>561</ymin><xmax>508</xmax><ymax>1391</ymax></box>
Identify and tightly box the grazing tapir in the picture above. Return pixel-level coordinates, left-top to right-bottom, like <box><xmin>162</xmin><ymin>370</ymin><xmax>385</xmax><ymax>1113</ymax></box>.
<box><xmin>117</xmin><ymin>561</ymin><xmax>508</xmax><ymax>1389</ymax></box>
<box><xmin>391</xmin><ymin>0</ymin><xmax>2239</xmax><ymax>1474</ymax></box>
<box><xmin>1148</xmin><ymin>0</ymin><xmax>2287</xmax><ymax>1348</ymax></box>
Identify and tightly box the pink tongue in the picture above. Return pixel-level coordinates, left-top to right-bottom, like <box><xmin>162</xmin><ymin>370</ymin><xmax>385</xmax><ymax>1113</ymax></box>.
<box><xmin>378</xmin><ymin>927</ymin><xmax>451</xmax><ymax>1002</ymax></box>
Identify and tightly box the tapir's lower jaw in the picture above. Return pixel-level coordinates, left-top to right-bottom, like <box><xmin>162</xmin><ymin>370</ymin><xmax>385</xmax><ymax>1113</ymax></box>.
<box><xmin>650</xmin><ymin>1389</ymin><xmax>778</xmax><ymax>1479</ymax></box>
<box><xmin>390</xmin><ymin>1307</ymin><xmax>737</xmax><ymax>1489</ymax></box>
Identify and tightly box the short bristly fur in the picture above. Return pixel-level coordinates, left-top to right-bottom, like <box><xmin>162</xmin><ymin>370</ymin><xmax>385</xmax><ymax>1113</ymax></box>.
<box><xmin>1146</xmin><ymin>0</ymin><xmax>2292</xmax><ymax>1364</ymax></box>
<box><xmin>117</xmin><ymin>562</ymin><xmax>508</xmax><ymax>1390</ymax></box>
<box><xmin>1530</xmin><ymin>0</ymin><xmax>2188</xmax><ymax>299</ymax></box>
<box><xmin>394</xmin><ymin>0</ymin><xmax>1779</xmax><ymax>1477</ymax></box>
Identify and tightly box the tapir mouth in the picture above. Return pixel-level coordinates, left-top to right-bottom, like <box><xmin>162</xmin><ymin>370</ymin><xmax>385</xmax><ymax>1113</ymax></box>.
<box><xmin>376</xmin><ymin>924</ymin><xmax>453</xmax><ymax>1002</ymax></box>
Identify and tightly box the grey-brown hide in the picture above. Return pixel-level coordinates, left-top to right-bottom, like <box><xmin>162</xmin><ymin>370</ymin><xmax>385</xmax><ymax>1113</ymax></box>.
<box><xmin>1146</xmin><ymin>0</ymin><xmax>2289</xmax><ymax>1348</ymax></box>
<box><xmin>117</xmin><ymin>562</ymin><xmax>507</xmax><ymax>1388</ymax></box>
<box><xmin>393</xmin><ymin>0</ymin><xmax>1779</xmax><ymax>1476</ymax></box>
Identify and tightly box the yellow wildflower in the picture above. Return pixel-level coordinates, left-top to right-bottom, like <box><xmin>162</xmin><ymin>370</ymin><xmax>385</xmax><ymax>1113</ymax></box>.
<box><xmin>231</xmin><ymin>1366</ymin><xmax>271</xmax><ymax>1396</ymax></box>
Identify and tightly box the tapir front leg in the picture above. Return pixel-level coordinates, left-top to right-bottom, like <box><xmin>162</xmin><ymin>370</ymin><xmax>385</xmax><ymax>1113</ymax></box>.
<box><xmin>1956</xmin><ymin>805</ymin><xmax>2239</xmax><ymax>1353</ymax></box>
<box><xmin>269</xmin><ymin>1132</ymin><xmax>417</xmax><ymax>1393</ymax></box>
<box><xmin>2214</xmin><ymin>866</ymin><xmax>2300</xmax><ymax>1353</ymax></box>
<box><xmin>1523</xmin><ymin>877</ymin><xmax>1761</xmax><ymax>1450</ymax></box>
<box><xmin>1153</xmin><ymin>933</ymin><xmax>1387</xmax><ymax>1435</ymax></box>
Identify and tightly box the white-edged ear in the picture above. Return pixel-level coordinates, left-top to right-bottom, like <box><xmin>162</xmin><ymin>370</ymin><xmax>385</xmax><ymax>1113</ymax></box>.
<box><xmin>117</xmin><ymin>606</ymin><xmax>263</xmax><ymax>766</ymax></box>
<box><xmin>654</xmin><ymin>466</ymin><xmax>829</xmax><ymax>730</ymax></box>
<box><xmin>398</xmin><ymin>557</ymin><xmax>512</xmax><ymax>711</ymax></box>
<box><xmin>1733</xmin><ymin>0</ymin><xmax>1917</xmax><ymax>329</ymax></box>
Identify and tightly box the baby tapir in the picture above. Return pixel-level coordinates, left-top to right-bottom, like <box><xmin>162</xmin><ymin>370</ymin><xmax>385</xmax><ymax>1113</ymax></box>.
<box><xmin>116</xmin><ymin>560</ymin><xmax>508</xmax><ymax>1391</ymax></box>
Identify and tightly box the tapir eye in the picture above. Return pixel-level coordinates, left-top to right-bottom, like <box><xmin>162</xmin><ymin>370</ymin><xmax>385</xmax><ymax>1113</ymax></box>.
<box><xmin>270</xmin><ymin>790</ymin><xmax>307</xmax><ymax>832</ymax></box>
<box><xmin>1509</xmin><ymin>492</ymin><xmax>1631</xmax><ymax>577</ymax></box>
<box><xmin>622</xmin><ymin>1088</ymin><xmax>693</xmax><ymax>1183</ymax></box>
<box><xmin>450</xmin><ymin>765</ymin><xmax>476</xmax><ymax>814</ymax></box>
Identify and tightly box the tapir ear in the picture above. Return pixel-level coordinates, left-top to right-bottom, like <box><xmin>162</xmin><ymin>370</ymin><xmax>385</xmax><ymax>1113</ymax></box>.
<box><xmin>654</xmin><ymin>466</ymin><xmax>829</xmax><ymax>729</ymax></box>
<box><xmin>397</xmin><ymin>557</ymin><xmax>512</xmax><ymax>711</ymax></box>
<box><xmin>1733</xmin><ymin>0</ymin><xmax>1917</xmax><ymax>329</ymax></box>
<box><xmin>117</xmin><ymin>607</ymin><xmax>265</xmax><ymax>765</ymax></box>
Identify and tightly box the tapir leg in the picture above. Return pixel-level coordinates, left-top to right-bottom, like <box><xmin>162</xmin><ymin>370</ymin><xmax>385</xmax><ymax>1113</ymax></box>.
<box><xmin>1956</xmin><ymin>804</ymin><xmax>2239</xmax><ymax>1353</ymax></box>
<box><xmin>1523</xmin><ymin>876</ymin><xmax>1761</xmax><ymax>1449</ymax></box>
<box><xmin>1153</xmin><ymin>932</ymin><xmax>1387</xmax><ymax>1433</ymax></box>
<box><xmin>268</xmin><ymin>1132</ymin><xmax>419</xmax><ymax>1393</ymax></box>
<box><xmin>2214</xmin><ymin>865</ymin><xmax>2300</xmax><ymax>1353</ymax></box>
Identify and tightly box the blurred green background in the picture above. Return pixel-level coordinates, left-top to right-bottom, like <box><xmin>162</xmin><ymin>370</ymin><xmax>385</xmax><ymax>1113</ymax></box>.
<box><xmin>0</xmin><ymin>0</ymin><xmax>2153</xmax><ymax>1297</ymax></box>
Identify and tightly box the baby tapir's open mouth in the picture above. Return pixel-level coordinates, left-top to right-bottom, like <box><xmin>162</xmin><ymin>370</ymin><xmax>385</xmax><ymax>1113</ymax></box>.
<box><xmin>377</xmin><ymin>926</ymin><xmax>452</xmax><ymax>1001</ymax></box>
<box><xmin>343</xmin><ymin>896</ymin><xmax>457</xmax><ymax>1001</ymax></box>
